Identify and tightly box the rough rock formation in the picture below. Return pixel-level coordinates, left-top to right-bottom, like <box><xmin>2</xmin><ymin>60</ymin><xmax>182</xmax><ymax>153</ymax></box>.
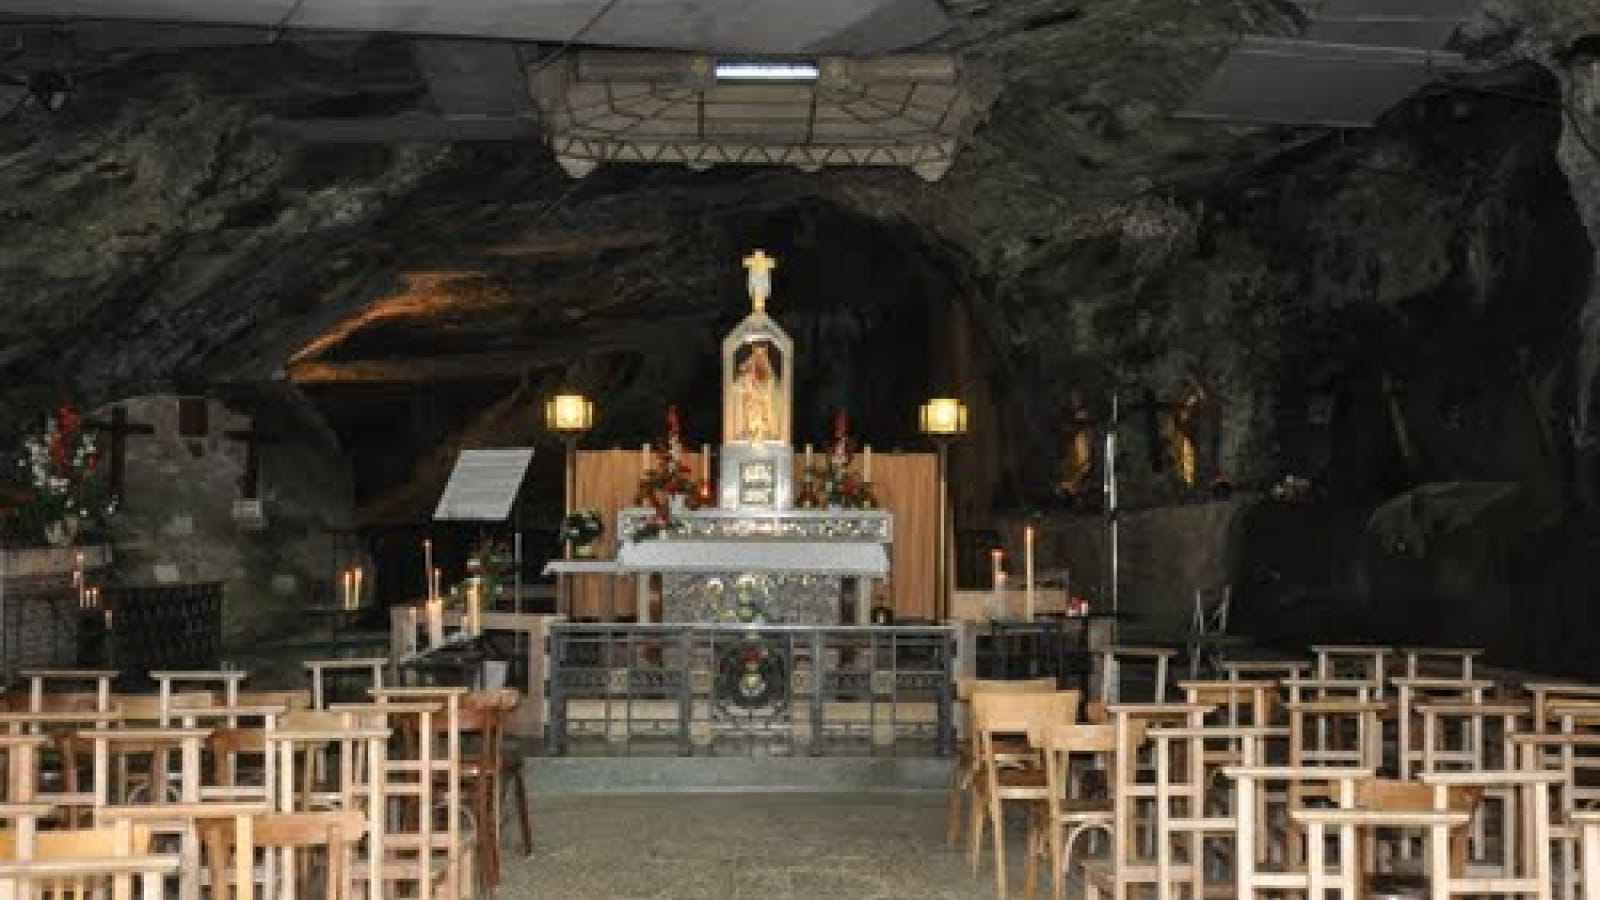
<box><xmin>0</xmin><ymin>0</ymin><xmax>1596</xmax><ymax>663</ymax></box>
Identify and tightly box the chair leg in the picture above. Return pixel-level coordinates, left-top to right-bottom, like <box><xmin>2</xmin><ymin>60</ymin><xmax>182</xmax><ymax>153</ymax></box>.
<box><xmin>990</xmin><ymin>793</ymin><xmax>1008</xmax><ymax>899</ymax></box>
<box><xmin>947</xmin><ymin>768</ymin><xmax>967</xmax><ymax>845</ymax></box>
<box><xmin>969</xmin><ymin>784</ymin><xmax>987</xmax><ymax>874</ymax></box>
<box><xmin>1023</xmin><ymin>807</ymin><xmax>1043</xmax><ymax>900</ymax></box>
<box><xmin>504</xmin><ymin>763</ymin><xmax>533</xmax><ymax>855</ymax></box>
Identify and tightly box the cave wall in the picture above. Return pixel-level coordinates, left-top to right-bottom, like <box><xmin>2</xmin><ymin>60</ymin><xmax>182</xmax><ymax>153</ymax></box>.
<box><xmin>0</xmin><ymin>2</ymin><xmax>1595</xmax><ymax>666</ymax></box>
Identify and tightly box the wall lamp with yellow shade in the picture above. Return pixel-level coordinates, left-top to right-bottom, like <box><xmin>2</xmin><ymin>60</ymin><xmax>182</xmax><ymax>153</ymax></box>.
<box><xmin>919</xmin><ymin>397</ymin><xmax>967</xmax><ymax>622</ymax></box>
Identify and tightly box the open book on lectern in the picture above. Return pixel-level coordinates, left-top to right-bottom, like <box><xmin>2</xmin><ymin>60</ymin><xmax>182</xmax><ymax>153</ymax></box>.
<box><xmin>433</xmin><ymin>448</ymin><xmax>535</xmax><ymax>522</ymax></box>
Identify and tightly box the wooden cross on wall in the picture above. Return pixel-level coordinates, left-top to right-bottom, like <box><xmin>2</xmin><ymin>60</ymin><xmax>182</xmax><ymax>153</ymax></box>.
<box><xmin>85</xmin><ymin>406</ymin><xmax>155</xmax><ymax>502</ymax></box>
<box><xmin>222</xmin><ymin>423</ymin><xmax>277</xmax><ymax>500</ymax></box>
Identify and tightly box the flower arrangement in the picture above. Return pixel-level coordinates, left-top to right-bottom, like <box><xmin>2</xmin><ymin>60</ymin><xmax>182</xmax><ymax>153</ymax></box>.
<box><xmin>464</xmin><ymin>533</ymin><xmax>516</xmax><ymax>602</ymax></box>
<box><xmin>560</xmin><ymin>509</ymin><xmax>605</xmax><ymax>554</ymax></box>
<box><xmin>635</xmin><ymin>404</ymin><xmax>703</xmax><ymax>517</ymax></box>
<box><xmin>798</xmin><ymin>410</ymin><xmax>877</xmax><ymax>509</ymax></box>
<box><xmin>0</xmin><ymin>404</ymin><xmax>117</xmax><ymax>546</ymax></box>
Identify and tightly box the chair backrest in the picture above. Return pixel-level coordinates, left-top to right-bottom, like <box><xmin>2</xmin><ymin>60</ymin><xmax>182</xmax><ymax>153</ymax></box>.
<box><xmin>0</xmin><ymin>824</ymin><xmax>153</xmax><ymax>859</ymax></box>
<box><xmin>972</xmin><ymin>690</ymin><xmax>1081</xmax><ymax>738</ymax></box>
<box><xmin>114</xmin><ymin>692</ymin><xmax>214</xmax><ymax>720</ymax></box>
<box><xmin>1356</xmin><ymin>777</ymin><xmax>1482</xmax><ymax>814</ymax></box>
<box><xmin>235</xmin><ymin>690</ymin><xmax>311</xmax><ymax>712</ymax></box>
<box><xmin>956</xmin><ymin>676</ymin><xmax>1057</xmax><ymax>702</ymax></box>
<box><xmin>14</xmin><ymin>691</ymin><xmax>101</xmax><ymax>714</ymax></box>
<box><xmin>0</xmin><ymin>823</ymin><xmax>158</xmax><ymax>900</ymax></box>
<box><xmin>201</xmin><ymin>810</ymin><xmax>367</xmax><ymax>900</ymax></box>
<box><xmin>250</xmin><ymin>810</ymin><xmax>367</xmax><ymax>849</ymax></box>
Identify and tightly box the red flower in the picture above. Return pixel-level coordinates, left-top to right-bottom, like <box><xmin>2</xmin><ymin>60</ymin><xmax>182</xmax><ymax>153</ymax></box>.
<box><xmin>58</xmin><ymin>405</ymin><xmax>79</xmax><ymax>435</ymax></box>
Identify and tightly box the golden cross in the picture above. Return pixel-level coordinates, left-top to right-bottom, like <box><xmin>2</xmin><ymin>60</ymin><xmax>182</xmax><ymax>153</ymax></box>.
<box><xmin>742</xmin><ymin>249</ymin><xmax>778</xmax><ymax>313</ymax></box>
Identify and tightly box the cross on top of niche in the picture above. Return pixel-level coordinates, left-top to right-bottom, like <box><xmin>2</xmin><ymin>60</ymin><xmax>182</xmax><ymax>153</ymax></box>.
<box><xmin>742</xmin><ymin>249</ymin><xmax>777</xmax><ymax>313</ymax></box>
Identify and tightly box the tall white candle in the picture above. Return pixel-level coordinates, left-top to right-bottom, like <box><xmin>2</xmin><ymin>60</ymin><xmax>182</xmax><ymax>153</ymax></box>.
<box><xmin>804</xmin><ymin>444</ymin><xmax>813</xmax><ymax>471</ymax></box>
<box><xmin>423</xmin><ymin>539</ymin><xmax>434</xmax><ymax>601</ymax></box>
<box><xmin>467</xmin><ymin>582</ymin><xmax>482</xmax><ymax>635</ymax></box>
<box><xmin>1024</xmin><ymin>525</ymin><xmax>1036</xmax><ymax>620</ymax></box>
<box><xmin>426</xmin><ymin>599</ymin><xmax>444</xmax><ymax>648</ymax></box>
<box><xmin>701</xmin><ymin>444</ymin><xmax>710</xmax><ymax>482</ymax></box>
<box><xmin>353</xmin><ymin>567</ymin><xmax>363</xmax><ymax>608</ymax></box>
<box><xmin>343</xmin><ymin>569</ymin><xmax>354</xmax><ymax>610</ymax></box>
<box><xmin>642</xmin><ymin>442</ymin><xmax>651</xmax><ymax>473</ymax></box>
<box><xmin>863</xmin><ymin>445</ymin><xmax>872</xmax><ymax>482</ymax></box>
<box><xmin>990</xmin><ymin>549</ymin><xmax>1004</xmax><ymax>617</ymax></box>
<box><xmin>432</xmin><ymin>568</ymin><xmax>442</xmax><ymax>607</ymax></box>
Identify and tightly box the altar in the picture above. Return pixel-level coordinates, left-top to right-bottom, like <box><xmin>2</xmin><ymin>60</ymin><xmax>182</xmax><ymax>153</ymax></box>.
<box><xmin>563</xmin><ymin>248</ymin><xmax>903</xmax><ymax>626</ymax></box>
<box><xmin>614</xmin><ymin>506</ymin><xmax>891</xmax><ymax>624</ymax></box>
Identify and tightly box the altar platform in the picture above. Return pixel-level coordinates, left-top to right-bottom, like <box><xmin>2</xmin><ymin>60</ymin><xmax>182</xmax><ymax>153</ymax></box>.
<box><xmin>545</xmin><ymin>622</ymin><xmax>954</xmax><ymax>757</ymax></box>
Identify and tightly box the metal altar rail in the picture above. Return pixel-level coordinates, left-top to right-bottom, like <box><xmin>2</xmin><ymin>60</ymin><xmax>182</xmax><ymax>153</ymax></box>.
<box><xmin>547</xmin><ymin>623</ymin><xmax>955</xmax><ymax>757</ymax></box>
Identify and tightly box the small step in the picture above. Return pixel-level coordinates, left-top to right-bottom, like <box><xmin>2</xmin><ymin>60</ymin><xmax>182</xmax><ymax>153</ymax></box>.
<box><xmin>526</xmin><ymin>755</ymin><xmax>950</xmax><ymax>795</ymax></box>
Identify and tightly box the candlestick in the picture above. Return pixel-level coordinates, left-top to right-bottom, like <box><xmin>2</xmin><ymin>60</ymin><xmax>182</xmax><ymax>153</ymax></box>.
<box><xmin>804</xmin><ymin>444</ymin><xmax>813</xmax><ymax>472</ymax></box>
<box><xmin>353</xmin><ymin>567</ymin><xmax>363</xmax><ymax>609</ymax></box>
<box><xmin>342</xmin><ymin>569</ymin><xmax>354</xmax><ymax>611</ymax></box>
<box><xmin>423</xmin><ymin>539</ymin><xmax>434</xmax><ymax>602</ymax></box>
<box><xmin>1024</xmin><ymin>525</ymin><xmax>1035</xmax><ymax>620</ymax></box>
<box><xmin>431</xmin><ymin>568</ymin><xmax>441</xmax><ymax>606</ymax></box>
<box><xmin>467</xmin><ymin>581</ymin><xmax>482</xmax><ymax>635</ymax></box>
<box><xmin>863</xmin><ymin>445</ymin><xmax>872</xmax><ymax>482</ymax></box>
<box><xmin>426</xmin><ymin>599</ymin><xmax>444</xmax><ymax>648</ymax></box>
<box><xmin>990</xmin><ymin>548</ymin><xmax>1004</xmax><ymax>618</ymax></box>
<box><xmin>701</xmin><ymin>443</ymin><xmax>710</xmax><ymax>483</ymax></box>
<box><xmin>642</xmin><ymin>442</ymin><xmax>651</xmax><ymax>473</ymax></box>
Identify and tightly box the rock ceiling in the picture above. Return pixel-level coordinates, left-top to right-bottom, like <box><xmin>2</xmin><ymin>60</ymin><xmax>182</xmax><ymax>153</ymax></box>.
<box><xmin>0</xmin><ymin>0</ymin><xmax>1595</xmax><ymax>523</ymax></box>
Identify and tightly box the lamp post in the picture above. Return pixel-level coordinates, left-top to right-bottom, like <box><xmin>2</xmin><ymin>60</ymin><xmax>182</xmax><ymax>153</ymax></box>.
<box><xmin>544</xmin><ymin>392</ymin><xmax>595</xmax><ymax>558</ymax></box>
<box><xmin>919</xmin><ymin>397</ymin><xmax>967</xmax><ymax>623</ymax></box>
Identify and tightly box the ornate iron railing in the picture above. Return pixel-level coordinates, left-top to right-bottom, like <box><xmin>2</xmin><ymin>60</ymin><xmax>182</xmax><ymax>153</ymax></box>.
<box><xmin>547</xmin><ymin>623</ymin><xmax>954</xmax><ymax>756</ymax></box>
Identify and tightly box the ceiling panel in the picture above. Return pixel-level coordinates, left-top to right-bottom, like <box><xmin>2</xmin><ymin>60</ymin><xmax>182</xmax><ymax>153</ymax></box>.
<box><xmin>1176</xmin><ymin>36</ymin><xmax>1465</xmax><ymax>127</ymax></box>
<box><xmin>0</xmin><ymin>0</ymin><xmax>950</xmax><ymax>53</ymax></box>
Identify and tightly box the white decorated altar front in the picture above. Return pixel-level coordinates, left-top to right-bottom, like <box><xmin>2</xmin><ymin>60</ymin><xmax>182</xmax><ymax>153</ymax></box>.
<box><xmin>615</xmin><ymin>506</ymin><xmax>891</xmax><ymax>624</ymax></box>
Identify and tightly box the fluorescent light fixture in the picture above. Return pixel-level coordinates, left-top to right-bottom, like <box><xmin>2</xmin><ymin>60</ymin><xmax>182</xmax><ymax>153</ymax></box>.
<box><xmin>714</xmin><ymin>59</ymin><xmax>820</xmax><ymax>82</ymax></box>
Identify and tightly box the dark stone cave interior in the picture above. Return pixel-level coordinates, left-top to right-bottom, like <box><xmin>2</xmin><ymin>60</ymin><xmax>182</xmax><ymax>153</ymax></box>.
<box><xmin>2</xmin><ymin>5</ymin><xmax>1599</xmax><ymax>679</ymax></box>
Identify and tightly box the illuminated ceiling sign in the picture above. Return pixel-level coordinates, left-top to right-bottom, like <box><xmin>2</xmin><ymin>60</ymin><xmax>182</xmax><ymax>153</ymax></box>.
<box><xmin>530</xmin><ymin>51</ymin><xmax>993</xmax><ymax>182</ymax></box>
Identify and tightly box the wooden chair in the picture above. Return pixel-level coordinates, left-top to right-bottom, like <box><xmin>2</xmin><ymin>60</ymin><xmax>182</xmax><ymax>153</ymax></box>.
<box><xmin>362</xmin><ymin>687</ymin><xmax>468</xmax><ymax>900</ymax></box>
<box><xmin>0</xmin><ymin>822</ymin><xmax>166</xmax><ymax>900</ymax></box>
<box><xmin>1148</xmin><ymin>724</ymin><xmax>1286</xmax><ymax>900</ymax></box>
<box><xmin>407</xmin><ymin>690</ymin><xmax>530</xmax><ymax>889</ymax></box>
<box><xmin>1398</xmin><ymin>646</ymin><xmax>1485</xmax><ymax>680</ymax></box>
<box><xmin>304</xmin><ymin>660</ymin><xmax>387</xmax><ymax>710</ymax></box>
<box><xmin>1354</xmin><ymin>776</ymin><xmax>1481</xmax><ymax>882</ymax></box>
<box><xmin>969</xmin><ymin>690</ymin><xmax>1081</xmax><ymax>898</ymax></box>
<box><xmin>1390</xmin><ymin>676</ymin><xmax>1493</xmax><ymax>778</ymax></box>
<box><xmin>1419</xmin><ymin>769</ymin><xmax>1562</xmax><ymax>900</ymax></box>
<box><xmin>1513</xmin><ymin>732</ymin><xmax>1600</xmax><ymax>900</ymax></box>
<box><xmin>1222</xmin><ymin>765</ymin><xmax>1372</xmax><ymax>899</ymax></box>
<box><xmin>201</xmin><ymin>809</ymin><xmax>367</xmax><ymax>900</ymax></box>
<box><xmin>1025</xmin><ymin>721</ymin><xmax>1139</xmax><ymax>900</ymax></box>
<box><xmin>1098</xmin><ymin>647</ymin><xmax>1177</xmax><ymax>705</ymax></box>
<box><xmin>1567</xmin><ymin>809</ymin><xmax>1600</xmax><ymax>900</ymax></box>
<box><xmin>1080</xmin><ymin>703</ymin><xmax>1213</xmax><ymax>900</ymax></box>
<box><xmin>948</xmin><ymin>677</ymin><xmax>1058</xmax><ymax>845</ymax></box>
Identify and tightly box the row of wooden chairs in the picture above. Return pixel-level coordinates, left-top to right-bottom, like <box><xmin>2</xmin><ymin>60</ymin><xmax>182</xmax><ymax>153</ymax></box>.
<box><xmin>0</xmin><ymin>663</ymin><xmax>533</xmax><ymax>900</ymax></box>
<box><xmin>953</xmin><ymin>658</ymin><xmax>1600</xmax><ymax>900</ymax></box>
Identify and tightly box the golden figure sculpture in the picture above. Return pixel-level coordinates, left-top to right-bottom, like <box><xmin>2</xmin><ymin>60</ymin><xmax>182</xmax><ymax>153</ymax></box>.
<box><xmin>1167</xmin><ymin>382</ymin><xmax>1206</xmax><ymax>487</ymax></box>
<box><xmin>1057</xmin><ymin>393</ymin><xmax>1095</xmax><ymax>496</ymax></box>
<box><xmin>734</xmin><ymin>343</ymin><xmax>780</xmax><ymax>442</ymax></box>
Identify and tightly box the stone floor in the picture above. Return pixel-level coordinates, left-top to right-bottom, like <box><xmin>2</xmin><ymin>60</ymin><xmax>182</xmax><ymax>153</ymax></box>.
<box><xmin>505</xmin><ymin>791</ymin><xmax>1038</xmax><ymax>900</ymax></box>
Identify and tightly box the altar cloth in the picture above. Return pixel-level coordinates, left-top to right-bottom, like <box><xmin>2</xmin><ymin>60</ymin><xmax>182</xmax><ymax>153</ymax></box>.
<box><xmin>616</xmin><ymin>539</ymin><xmax>888</xmax><ymax>577</ymax></box>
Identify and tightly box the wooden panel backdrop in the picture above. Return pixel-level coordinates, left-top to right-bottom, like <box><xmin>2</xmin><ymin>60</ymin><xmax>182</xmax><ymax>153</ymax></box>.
<box><xmin>571</xmin><ymin>450</ymin><xmax>937</xmax><ymax>621</ymax></box>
